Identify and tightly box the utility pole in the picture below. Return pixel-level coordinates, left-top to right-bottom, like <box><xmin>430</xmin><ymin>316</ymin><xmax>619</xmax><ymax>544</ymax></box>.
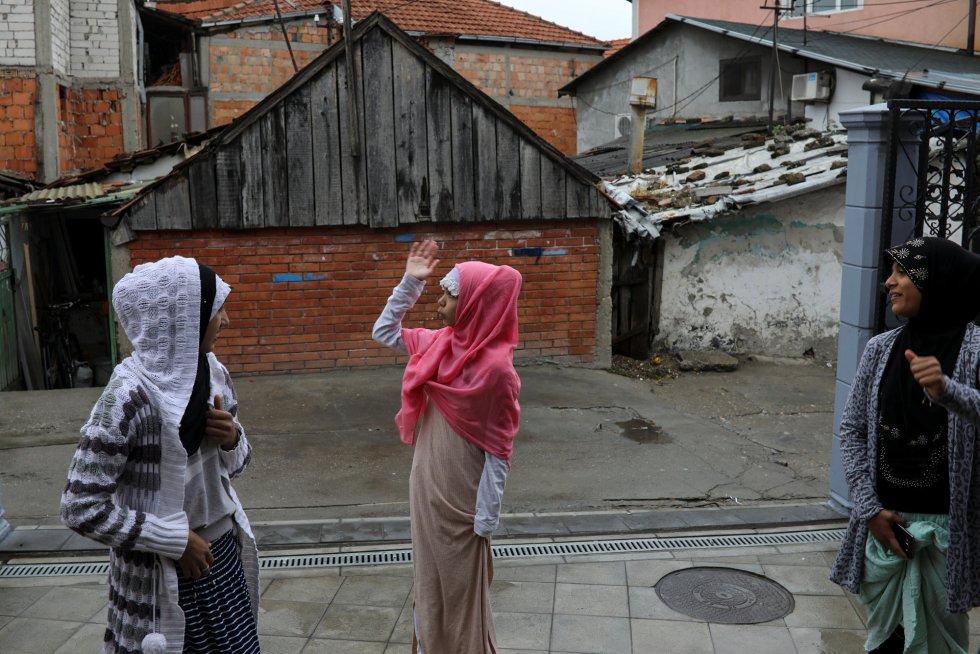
<box><xmin>762</xmin><ymin>1</ymin><xmax>782</xmax><ymax>134</ymax></box>
<box><xmin>343</xmin><ymin>0</ymin><xmax>361</xmax><ymax>157</ymax></box>
<box><xmin>968</xmin><ymin>0</ymin><xmax>976</xmax><ymax>56</ymax></box>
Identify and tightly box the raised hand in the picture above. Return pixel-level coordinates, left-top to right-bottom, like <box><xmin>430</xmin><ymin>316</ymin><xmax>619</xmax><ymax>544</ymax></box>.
<box><xmin>406</xmin><ymin>239</ymin><xmax>440</xmax><ymax>281</ymax></box>
<box><xmin>905</xmin><ymin>350</ymin><xmax>945</xmax><ymax>398</ymax></box>
<box><xmin>207</xmin><ymin>394</ymin><xmax>239</xmax><ymax>450</ymax></box>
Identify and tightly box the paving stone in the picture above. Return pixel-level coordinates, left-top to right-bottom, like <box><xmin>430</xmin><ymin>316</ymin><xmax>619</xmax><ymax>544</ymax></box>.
<box><xmin>631</xmin><ymin>618</ymin><xmax>712</xmax><ymax>654</ymax></box>
<box><xmin>554</xmin><ymin>583</ymin><xmax>629</xmax><ymax>617</ymax></box>
<box><xmin>257</xmin><ymin>599</ymin><xmax>328</xmax><ymax>637</ymax></box>
<box><xmin>556</xmin><ymin>561</ymin><xmax>626</xmax><ymax>586</ymax></box>
<box><xmin>389</xmin><ymin>605</ymin><xmax>413</xmax><ymax>644</ymax></box>
<box><xmin>489</xmin><ymin>580</ymin><xmax>555</xmax><ymax>614</ymax></box>
<box><xmin>621</xmin><ymin>511</ymin><xmax>689</xmax><ymax>531</ymax></box>
<box><xmin>559</xmin><ymin>513</ymin><xmax>630</xmax><ymax>535</ymax></box>
<box><xmin>627</xmin><ymin>586</ymin><xmax>700</xmax><ymax>621</ymax></box>
<box><xmin>333</xmin><ymin>575</ymin><xmax>413</xmax><ymax>607</ymax></box>
<box><xmin>52</xmin><ymin>622</ymin><xmax>103</xmax><ymax>653</ymax></box>
<box><xmin>321</xmin><ymin>522</ymin><xmax>386</xmax><ymax>543</ymax></box>
<box><xmin>0</xmin><ymin>586</ymin><xmax>48</xmax><ymax>616</ymax></box>
<box><xmin>0</xmin><ymin>615</ymin><xmax>11</xmax><ymax>630</ymax></box>
<box><xmin>0</xmin><ymin>617</ymin><xmax>85</xmax><ymax>654</ymax></box>
<box><xmin>493</xmin><ymin>610</ymin><xmax>551</xmax><ymax>650</ymax></box>
<box><xmin>492</xmin><ymin>563</ymin><xmax>557</xmax><ymax>583</ymax></box>
<box><xmin>550</xmin><ymin>614</ymin><xmax>631</xmax><ymax>654</ymax></box>
<box><xmin>0</xmin><ymin>528</ymin><xmax>72</xmax><ymax>553</ymax></box>
<box><xmin>677</xmin><ymin>510</ymin><xmax>747</xmax><ymax>529</ymax></box>
<box><xmin>313</xmin><ymin>604</ymin><xmax>400</xmax><ymax>642</ymax></box>
<box><xmin>381</xmin><ymin>520</ymin><xmax>412</xmax><ymax>541</ymax></box>
<box><xmin>22</xmin><ymin>586</ymin><xmax>108</xmax><ymax>622</ymax></box>
<box><xmin>60</xmin><ymin>531</ymin><xmax>108</xmax><ymax>552</ymax></box>
<box><xmin>710</xmin><ymin>623</ymin><xmax>798</xmax><ymax>654</ymax></box>
<box><xmin>258</xmin><ymin>634</ymin><xmax>307</xmax><ymax>654</ymax></box>
<box><xmin>263</xmin><ymin>575</ymin><xmax>344</xmax><ymax>603</ymax></box>
<box><xmin>789</xmin><ymin>626</ymin><xmax>868</xmax><ymax>653</ymax></box>
<box><xmin>383</xmin><ymin>644</ymin><xmax>412</xmax><ymax>654</ymax></box>
<box><xmin>783</xmin><ymin>595</ymin><xmax>865</xmax><ymax>630</ymax></box>
<box><xmin>499</xmin><ymin>516</ymin><xmax>570</xmax><ymax>536</ymax></box>
<box><xmin>254</xmin><ymin>524</ymin><xmax>322</xmax><ymax>546</ymax></box>
<box><xmin>760</xmin><ymin>564</ymin><xmax>845</xmax><ymax>596</ymax></box>
<box><xmin>625</xmin><ymin>559</ymin><xmax>692</xmax><ymax>587</ymax></box>
<box><xmin>301</xmin><ymin>639</ymin><xmax>386</xmax><ymax>653</ymax></box>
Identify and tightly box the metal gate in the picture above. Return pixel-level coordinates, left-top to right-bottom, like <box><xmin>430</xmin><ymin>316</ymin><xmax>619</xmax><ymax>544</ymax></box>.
<box><xmin>0</xmin><ymin>220</ymin><xmax>17</xmax><ymax>390</ymax></box>
<box><xmin>876</xmin><ymin>99</ymin><xmax>980</xmax><ymax>331</ymax></box>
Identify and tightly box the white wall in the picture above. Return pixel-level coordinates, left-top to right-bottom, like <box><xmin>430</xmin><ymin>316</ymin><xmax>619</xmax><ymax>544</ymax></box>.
<box><xmin>51</xmin><ymin>0</ymin><xmax>70</xmax><ymax>75</ymax></box>
<box><xmin>655</xmin><ymin>185</ymin><xmax>845</xmax><ymax>359</ymax></box>
<box><xmin>0</xmin><ymin>0</ymin><xmax>36</xmax><ymax>66</ymax></box>
<box><xmin>70</xmin><ymin>0</ymin><xmax>120</xmax><ymax>78</ymax></box>
<box><xmin>804</xmin><ymin>67</ymin><xmax>872</xmax><ymax>131</ymax></box>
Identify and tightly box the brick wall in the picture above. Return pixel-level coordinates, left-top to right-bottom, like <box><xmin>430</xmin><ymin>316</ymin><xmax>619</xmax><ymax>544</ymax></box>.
<box><xmin>0</xmin><ymin>0</ymin><xmax>35</xmax><ymax>66</ymax></box>
<box><xmin>58</xmin><ymin>85</ymin><xmax>125</xmax><ymax>175</ymax></box>
<box><xmin>454</xmin><ymin>48</ymin><xmax>597</xmax><ymax>155</ymax></box>
<box><xmin>208</xmin><ymin>23</ymin><xmax>335</xmax><ymax>126</ymax></box>
<box><xmin>509</xmin><ymin>105</ymin><xmax>578</xmax><ymax>158</ymax></box>
<box><xmin>51</xmin><ymin>0</ymin><xmax>70</xmax><ymax>75</ymax></box>
<box><xmin>0</xmin><ymin>73</ymin><xmax>37</xmax><ymax>177</ymax></box>
<box><xmin>70</xmin><ymin>0</ymin><xmax>120</xmax><ymax>78</ymax></box>
<box><xmin>127</xmin><ymin>221</ymin><xmax>602</xmax><ymax>375</ymax></box>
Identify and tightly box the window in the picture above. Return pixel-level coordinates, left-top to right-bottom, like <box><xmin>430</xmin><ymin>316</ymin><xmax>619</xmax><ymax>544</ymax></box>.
<box><xmin>146</xmin><ymin>90</ymin><xmax>208</xmax><ymax>147</ymax></box>
<box><xmin>785</xmin><ymin>0</ymin><xmax>861</xmax><ymax>17</ymax></box>
<box><xmin>719</xmin><ymin>57</ymin><xmax>762</xmax><ymax>102</ymax></box>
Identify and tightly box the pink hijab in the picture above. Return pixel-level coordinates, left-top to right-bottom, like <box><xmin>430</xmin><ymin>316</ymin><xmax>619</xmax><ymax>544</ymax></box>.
<box><xmin>396</xmin><ymin>261</ymin><xmax>522</xmax><ymax>464</ymax></box>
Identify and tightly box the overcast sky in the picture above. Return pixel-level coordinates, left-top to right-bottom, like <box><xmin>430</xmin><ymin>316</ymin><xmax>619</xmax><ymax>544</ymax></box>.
<box><xmin>494</xmin><ymin>0</ymin><xmax>633</xmax><ymax>42</ymax></box>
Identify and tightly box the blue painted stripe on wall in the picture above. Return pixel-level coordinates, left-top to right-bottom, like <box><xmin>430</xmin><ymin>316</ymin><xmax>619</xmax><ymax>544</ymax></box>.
<box><xmin>395</xmin><ymin>234</ymin><xmax>417</xmax><ymax>243</ymax></box>
<box><xmin>272</xmin><ymin>273</ymin><xmax>329</xmax><ymax>283</ymax></box>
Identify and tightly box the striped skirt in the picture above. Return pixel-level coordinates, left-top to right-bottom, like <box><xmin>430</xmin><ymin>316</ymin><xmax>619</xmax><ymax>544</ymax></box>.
<box><xmin>177</xmin><ymin>529</ymin><xmax>260</xmax><ymax>654</ymax></box>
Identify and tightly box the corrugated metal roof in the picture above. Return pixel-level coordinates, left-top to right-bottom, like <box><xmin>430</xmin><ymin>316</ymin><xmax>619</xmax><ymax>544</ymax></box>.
<box><xmin>671</xmin><ymin>15</ymin><xmax>980</xmax><ymax>95</ymax></box>
<box><xmin>601</xmin><ymin>124</ymin><xmax>848</xmax><ymax>239</ymax></box>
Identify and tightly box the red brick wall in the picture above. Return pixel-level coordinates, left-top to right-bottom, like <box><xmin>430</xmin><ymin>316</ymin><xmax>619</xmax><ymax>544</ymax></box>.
<box><xmin>0</xmin><ymin>73</ymin><xmax>38</xmax><ymax>178</ymax></box>
<box><xmin>209</xmin><ymin>24</ymin><xmax>335</xmax><ymax>126</ymax></box>
<box><xmin>455</xmin><ymin>50</ymin><xmax>597</xmax><ymax>155</ymax></box>
<box><xmin>58</xmin><ymin>85</ymin><xmax>125</xmax><ymax>175</ymax></box>
<box><xmin>508</xmin><ymin>105</ymin><xmax>577</xmax><ymax>158</ymax></box>
<box><xmin>127</xmin><ymin>221</ymin><xmax>602</xmax><ymax>375</ymax></box>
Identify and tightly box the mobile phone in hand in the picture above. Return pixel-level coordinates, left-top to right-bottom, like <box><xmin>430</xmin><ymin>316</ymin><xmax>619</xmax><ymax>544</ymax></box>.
<box><xmin>892</xmin><ymin>522</ymin><xmax>915</xmax><ymax>559</ymax></box>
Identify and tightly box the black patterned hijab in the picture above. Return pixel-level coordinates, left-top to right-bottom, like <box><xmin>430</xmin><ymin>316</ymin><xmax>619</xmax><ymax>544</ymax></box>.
<box><xmin>879</xmin><ymin>237</ymin><xmax>980</xmax><ymax>434</ymax></box>
<box><xmin>178</xmin><ymin>265</ymin><xmax>217</xmax><ymax>455</ymax></box>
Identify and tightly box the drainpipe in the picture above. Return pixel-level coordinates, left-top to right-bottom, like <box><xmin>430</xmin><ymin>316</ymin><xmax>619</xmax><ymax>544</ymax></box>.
<box><xmin>968</xmin><ymin>0</ymin><xmax>976</xmax><ymax>56</ymax></box>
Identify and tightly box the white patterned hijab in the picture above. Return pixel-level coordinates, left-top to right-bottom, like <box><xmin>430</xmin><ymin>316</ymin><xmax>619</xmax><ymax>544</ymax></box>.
<box><xmin>111</xmin><ymin>256</ymin><xmax>229</xmax><ymax>424</ymax></box>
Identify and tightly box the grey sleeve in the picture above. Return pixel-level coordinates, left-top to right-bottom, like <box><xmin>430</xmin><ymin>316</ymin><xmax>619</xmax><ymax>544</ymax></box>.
<box><xmin>839</xmin><ymin>340</ymin><xmax>883</xmax><ymax>522</ymax></box>
<box><xmin>474</xmin><ymin>453</ymin><xmax>508</xmax><ymax>538</ymax></box>
<box><xmin>372</xmin><ymin>274</ymin><xmax>425</xmax><ymax>355</ymax></box>
<box><xmin>932</xmin><ymin>376</ymin><xmax>980</xmax><ymax>428</ymax></box>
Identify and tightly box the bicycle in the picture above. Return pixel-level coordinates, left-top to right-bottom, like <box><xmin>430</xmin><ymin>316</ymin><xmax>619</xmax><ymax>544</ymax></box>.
<box><xmin>34</xmin><ymin>299</ymin><xmax>84</xmax><ymax>389</ymax></box>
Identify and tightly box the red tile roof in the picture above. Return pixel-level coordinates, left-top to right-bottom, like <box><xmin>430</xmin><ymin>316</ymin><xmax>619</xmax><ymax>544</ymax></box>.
<box><xmin>604</xmin><ymin>38</ymin><xmax>630</xmax><ymax>58</ymax></box>
<box><xmin>155</xmin><ymin>0</ymin><xmax>606</xmax><ymax>47</ymax></box>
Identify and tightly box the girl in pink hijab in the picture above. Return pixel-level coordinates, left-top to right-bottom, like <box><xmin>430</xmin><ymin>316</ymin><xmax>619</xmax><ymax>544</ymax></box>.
<box><xmin>373</xmin><ymin>239</ymin><xmax>522</xmax><ymax>654</ymax></box>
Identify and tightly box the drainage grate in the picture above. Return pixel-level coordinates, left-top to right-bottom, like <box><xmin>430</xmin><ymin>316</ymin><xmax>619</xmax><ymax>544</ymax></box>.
<box><xmin>0</xmin><ymin>528</ymin><xmax>844</xmax><ymax>579</ymax></box>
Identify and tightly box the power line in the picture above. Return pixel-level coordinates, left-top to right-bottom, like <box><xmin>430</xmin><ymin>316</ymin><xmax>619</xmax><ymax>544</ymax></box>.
<box><xmin>795</xmin><ymin>0</ymin><xmax>958</xmax><ymax>40</ymax></box>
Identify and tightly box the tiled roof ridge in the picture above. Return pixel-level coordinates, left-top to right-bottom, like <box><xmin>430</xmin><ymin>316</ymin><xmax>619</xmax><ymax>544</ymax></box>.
<box><xmin>474</xmin><ymin>0</ymin><xmax>607</xmax><ymax>46</ymax></box>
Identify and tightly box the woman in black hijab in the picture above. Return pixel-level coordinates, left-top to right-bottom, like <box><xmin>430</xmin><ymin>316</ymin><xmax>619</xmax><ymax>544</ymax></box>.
<box><xmin>830</xmin><ymin>237</ymin><xmax>980</xmax><ymax>653</ymax></box>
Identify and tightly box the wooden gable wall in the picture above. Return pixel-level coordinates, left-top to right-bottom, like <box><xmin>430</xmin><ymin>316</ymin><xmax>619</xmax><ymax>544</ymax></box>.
<box><xmin>125</xmin><ymin>16</ymin><xmax>610</xmax><ymax>232</ymax></box>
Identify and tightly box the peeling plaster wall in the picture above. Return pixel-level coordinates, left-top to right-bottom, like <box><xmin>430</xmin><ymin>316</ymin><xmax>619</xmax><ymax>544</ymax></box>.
<box><xmin>655</xmin><ymin>185</ymin><xmax>844</xmax><ymax>359</ymax></box>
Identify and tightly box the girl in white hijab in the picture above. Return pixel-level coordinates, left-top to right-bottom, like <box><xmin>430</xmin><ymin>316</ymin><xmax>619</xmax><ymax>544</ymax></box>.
<box><xmin>61</xmin><ymin>256</ymin><xmax>260</xmax><ymax>653</ymax></box>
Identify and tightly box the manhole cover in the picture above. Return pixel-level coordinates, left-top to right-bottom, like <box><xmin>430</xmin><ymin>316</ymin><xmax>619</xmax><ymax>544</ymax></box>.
<box><xmin>655</xmin><ymin>566</ymin><xmax>795</xmax><ymax>624</ymax></box>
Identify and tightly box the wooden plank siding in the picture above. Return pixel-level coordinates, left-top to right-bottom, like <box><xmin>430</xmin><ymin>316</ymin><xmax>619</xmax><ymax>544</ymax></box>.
<box><xmin>155</xmin><ymin>176</ymin><xmax>192</xmax><ymax>230</ymax></box>
<box><xmin>188</xmin><ymin>157</ymin><xmax>218</xmax><ymax>229</ymax></box>
<box><xmin>425</xmin><ymin>67</ymin><xmax>454</xmax><ymax>223</ymax></box>
<box><xmin>392</xmin><ymin>40</ymin><xmax>428</xmax><ymax>224</ymax></box>
<box><xmin>362</xmin><ymin>27</ymin><xmax>398</xmax><ymax>228</ymax></box>
<box><xmin>311</xmin><ymin>66</ymin><xmax>344</xmax><ymax>226</ymax></box>
<box><xmin>120</xmin><ymin>17</ymin><xmax>609</xmax><ymax>233</ymax></box>
<box><xmin>285</xmin><ymin>86</ymin><xmax>315</xmax><ymax>227</ymax></box>
<box><xmin>261</xmin><ymin>107</ymin><xmax>289</xmax><ymax>228</ymax></box>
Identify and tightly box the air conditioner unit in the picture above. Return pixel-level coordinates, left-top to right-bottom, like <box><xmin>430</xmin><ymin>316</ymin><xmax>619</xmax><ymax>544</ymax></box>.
<box><xmin>614</xmin><ymin>113</ymin><xmax>631</xmax><ymax>139</ymax></box>
<box><xmin>791</xmin><ymin>71</ymin><xmax>834</xmax><ymax>103</ymax></box>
